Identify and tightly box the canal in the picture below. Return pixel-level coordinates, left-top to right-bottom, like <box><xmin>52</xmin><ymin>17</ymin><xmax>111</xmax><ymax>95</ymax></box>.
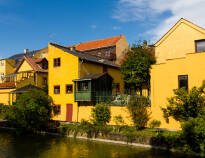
<box><xmin>0</xmin><ymin>129</ymin><xmax>198</xmax><ymax>158</ymax></box>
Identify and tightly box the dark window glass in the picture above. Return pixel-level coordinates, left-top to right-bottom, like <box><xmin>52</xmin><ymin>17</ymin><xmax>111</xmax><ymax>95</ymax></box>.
<box><xmin>196</xmin><ymin>40</ymin><xmax>205</xmax><ymax>52</ymax></box>
<box><xmin>116</xmin><ymin>83</ymin><xmax>120</xmax><ymax>95</ymax></box>
<box><xmin>53</xmin><ymin>105</ymin><xmax>61</xmax><ymax>115</ymax></box>
<box><xmin>178</xmin><ymin>75</ymin><xmax>188</xmax><ymax>90</ymax></box>
<box><xmin>103</xmin><ymin>66</ymin><xmax>107</xmax><ymax>72</ymax></box>
<box><xmin>54</xmin><ymin>58</ymin><xmax>61</xmax><ymax>67</ymax></box>
<box><xmin>54</xmin><ymin>85</ymin><xmax>60</xmax><ymax>94</ymax></box>
<box><xmin>66</xmin><ymin>84</ymin><xmax>73</xmax><ymax>94</ymax></box>
<box><xmin>43</xmin><ymin>77</ymin><xmax>47</xmax><ymax>85</ymax></box>
<box><xmin>78</xmin><ymin>82</ymin><xmax>89</xmax><ymax>91</ymax></box>
<box><xmin>105</xmin><ymin>50</ymin><xmax>111</xmax><ymax>56</ymax></box>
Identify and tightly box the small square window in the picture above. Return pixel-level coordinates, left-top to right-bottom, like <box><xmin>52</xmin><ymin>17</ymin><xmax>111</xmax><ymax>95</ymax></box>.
<box><xmin>97</xmin><ymin>51</ymin><xmax>101</xmax><ymax>56</ymax></box>
<box><xmin>195</xmin><ymin>40</ymin><xmax>205</xmax><ymax>52</ymax></box>
<box><xmin>178</xmin><ymin>75</ymin><xmax>188</xmax><ymax>90</ymax></box>
<box><xmin>53</xmin><ymin>104</ymin><xmax>61</xmax><ymax>115</ymax></box>
<box><xmin>0</xmin><ymin>61</ymin><xmax>4</xmax><ymax>66</ymax></box>
<box><xmin>54</xmin><ymin>58</ymin><xmax>61</xmax><ymax>67</ymax></box>
<box><xmin>43</xmin><ymin>77</ymin><xmax>47</xmax><ymax>85</ymax></box>
<box><xmin>66</xmin><ymin>84</ymin><xmax>73</xmax><ymax>94</ymax></box>
<box><xmin>54</xmin><ymin>85</ymin><xmax>60</xmax><ymax>94</ymax></box>
<box><xmin>105</xmin><ymin>50</ymin><xmax>111</xmax><ymax>57</ymax></box>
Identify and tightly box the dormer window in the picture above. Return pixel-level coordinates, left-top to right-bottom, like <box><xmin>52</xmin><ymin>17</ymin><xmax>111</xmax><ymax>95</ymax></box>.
<box><xmin>97</xmin><ymin>51</ymin><xmax>101</xmax><ymax>56</ymax></box>
<box><xmin>105</xmin><ymin>50</ymin><xmax>111</xmax><ymax>57</ymax></box>
<box><xmin>195</xmin><ymin>40</ymin><xmax>205</xmax><ymax>52</ymax></box>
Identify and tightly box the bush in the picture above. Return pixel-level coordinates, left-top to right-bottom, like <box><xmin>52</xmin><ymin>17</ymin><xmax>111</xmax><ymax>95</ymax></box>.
<box><xmin>8</xmin><ymin>89</ymin><xmax>52</xmax><ymax>133</ymax></box>
<box><xmin>91</xmin><ymin>104</ymin><xmax>111</xmax><ymax>126</ymax></box>
<box><xmin>149</xmin><ymin>120</ymin><xmax>161</xmax><ymax>129</ymax></box>
<box><xmin>181</xmin><ymin>116</ymin><xmax>205</xmax><ymax>154</ymax></box>
<box><xmin>127</xmin><ymin>96</ymin><xmax>150</xmax><ymax>130</ymax></box>
<box><xmin>121</xmin><ymin>126</ymin><xmax>137</xmax><ymax>143</ymax></box>
<box><xmin>162</xmin><ymin>81</ymin><xmax>205</xmax><ymax>122</ymax></box>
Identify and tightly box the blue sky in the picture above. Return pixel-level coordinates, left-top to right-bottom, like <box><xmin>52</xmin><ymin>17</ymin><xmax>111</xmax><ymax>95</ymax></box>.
<box><xmin>0</xmin><ymin>0</ymin><xmax>205</xmax><ymax>58</ymax></box>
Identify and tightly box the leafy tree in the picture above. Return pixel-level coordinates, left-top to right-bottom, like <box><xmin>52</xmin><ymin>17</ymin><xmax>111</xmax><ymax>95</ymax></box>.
<box><xmin>127</xmin><ymin>96</ymin><xmax>150</xmax><ymax>130</ymax></box>
<box><xmin>121</xmin><ymin>41</ymin><xmax>155</xmax><ymax>94</ymax></box>
<box><xmin>8</xmin><ymin>89</ymin><xmax>52</xmax><ymax>132</ymax></box>
<box><xmin>91</xmin><ymin>104</ymin><xmax>111</xmax><ymax>126</ymax></box>
<box><xmin>181</xmin><ymin>116</ymin><xmax>205</xmax><ymax>154</ymax></box>
<box><xmin>162</xmin><ymin>81</ymin><xmax>205</xmax><ymax>123</ymax></box>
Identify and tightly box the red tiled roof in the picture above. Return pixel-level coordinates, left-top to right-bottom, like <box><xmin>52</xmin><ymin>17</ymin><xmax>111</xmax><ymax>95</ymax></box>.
<box><xmin>69</xmin><ymin>35</ymin><xmax>124</xmax><ymax>51</ymax></box>
<box><xmin>15</xmin><ymin>56</ymin><xmax>48</xmax><ymax>73</ymax></box>
<box><xmin>0</xmin><ymin>82</ymin><xmax>15</xmax><ymax>88</ymax></box>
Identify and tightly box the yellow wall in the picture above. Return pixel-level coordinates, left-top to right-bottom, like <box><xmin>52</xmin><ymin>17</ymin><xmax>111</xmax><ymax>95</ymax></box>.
<box><xmin>48</xmin><ymin>44</ymin><xmax>79</xmax><ymax>122</ymax></box>
<box><xmin>34</xmin><ymin>47</ymin><xmax>48</xmax><ymax>59</ymax></box>
<box><xmin>151</xmin><ymin>52</ymin><xmax>205</xmax><ymax>130</ymax></box>
<box><xmin>0</xmin><ymin>88</ymin><xmax>15</xmax><ymax>105</ymax></box>
<box><xmin>0</xmin><ymin>59</ymin><xmax>15</xmax><ymax>83</ymax></box>
<box><xmin>155</xmin><ymin>19</ymin><xmax>205</xmax><ymax>64</ymax></box>
<box><xmin>78</xmin><ymin>105</ymin><xmax>133</xmax><ymax>125</ymax></box>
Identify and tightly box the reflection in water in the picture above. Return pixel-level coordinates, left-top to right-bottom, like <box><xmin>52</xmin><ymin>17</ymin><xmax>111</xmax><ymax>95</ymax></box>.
<box><xmin>0</xmin><ymin>129</ymin><xmax>198</xmax><ymax>158</ymax></box>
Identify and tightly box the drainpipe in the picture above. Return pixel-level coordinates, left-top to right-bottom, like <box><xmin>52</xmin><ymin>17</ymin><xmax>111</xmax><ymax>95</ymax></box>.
<box><xmin>35</xmin><ymin>72</ymin><xmax>38</xmax><ymax>86</ymax></box>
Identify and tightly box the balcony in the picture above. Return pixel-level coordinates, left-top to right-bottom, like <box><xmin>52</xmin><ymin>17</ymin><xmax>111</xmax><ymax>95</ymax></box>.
<box><xmin>73</xmin><ymin>73</ymin><xmax>113</xmax><ymax>103</ymax></box>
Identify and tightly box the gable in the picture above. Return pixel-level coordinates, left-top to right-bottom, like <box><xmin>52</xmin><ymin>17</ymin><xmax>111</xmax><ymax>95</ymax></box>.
<box><xmin>17</xmin><ymin>60</ymin><xmax>33</xmax><ymax>72</ymax></box>
<box><xmin>155</xmin><ymin>18</ymin><xmax>205</xmax><ymax>64</ymax></box>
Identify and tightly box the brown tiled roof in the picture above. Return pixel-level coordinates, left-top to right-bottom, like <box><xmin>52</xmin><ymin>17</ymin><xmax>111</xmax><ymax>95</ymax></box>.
<box><xmin>68</xmin><ymin>35</ymin><xmax>123</xmax><ymax>51</ymax></box>
<box><xmin>15</xmin><ymin>56</ymin><xmax>48</xmax><ymax>73</ymax></box>
<box><xmin>50</xmin><ymin>43</ymin><xmax>120</xmax><ymax>68</ymax></box>
<box><xmin>0</xmin><ymin>82</ymin><xmax>15</xmax><ymax>89</ymax></box>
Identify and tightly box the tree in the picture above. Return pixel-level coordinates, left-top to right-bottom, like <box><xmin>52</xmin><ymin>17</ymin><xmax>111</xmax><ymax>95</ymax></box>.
<box><xmin>162</xmin><ymin>81</ymin><xmax>205</xmax><ymax>123</ymax></box>
<box><xmin>91</xmin><ymin>104</ymin><xmax>111</xmax><ymax>126</ymax></box>
<box><xmin>127</xmin><ymin>96</ymin><xmax>151</xmax><ymax>130</ymax></box>
<box><xmin>120</xmin><ymin>41</ymin><xmax>156</xmax><ymax>94</ymax></box>
<box><xmin>9</xmin><ymin>89</ymin><xmax>52</xmax><ymax>132</ymax></box>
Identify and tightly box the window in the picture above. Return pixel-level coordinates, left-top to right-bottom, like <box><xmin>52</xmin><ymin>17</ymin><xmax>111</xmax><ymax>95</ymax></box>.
<box><xmin>116</xmin><ymin>83</ymin><xmax>120</xmax><ymax>95</ymax></box>
<box><xmin>43</xmin><ymin>77</ymin><xmax>47</xmax><ymax>85</ymax></box>
<box><xmin>54</xmin><ymin>85</ymin><xmax>60</xmax><ymax>94</ymax></box>
<box><xmin>66</xmin><ymin>84</ymin><xmax>73</xmax><ymax>94</ymax></box>
<box><xmin>1</xmin><ymin>72</ymin><xmax>4</xmax><ymax>81</ymax></box>
<box><xmin>97</xmin><ymin>51</ymin><xmax>102</xmax><ymax>56</ymax></box>
<box><xmin>78</xmin><ymin>82</ymin><xmax>89</xmax><ymax>91</ymax></box>
<box><xmin>103</xmin><ymin>66</ymin><xmax>107</xmax><ymax>72</ymax></box>
<box><xmin>53</xmin><ymin>104</ymin><xmax>61</xmax><ymax>115</ymax></box>
<box><xmin>195</xmin><ymin>40</ymin><xmax>205</xmax><ymax>52</ymax></box>
<box><xmin>105</xmin><ymin>50</ymin><xmax>111</xmax><ymax>57</ymax></box>
<box><xmin>0</xmin><ymin>61</ymin><xmax>4</xmax><ymax>66</ymax></box>
<box><xmin>53</xmin><ymin>58</ymin><xmax>61</xmax><ymax>67</ymax></box>
<box><xmin>178</xmin><ymin>75</ymin><xmax>188</xmax><ymax>90</ymax></box>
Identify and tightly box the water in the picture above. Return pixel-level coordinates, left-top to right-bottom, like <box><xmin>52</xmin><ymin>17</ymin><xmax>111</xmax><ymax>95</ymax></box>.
<box><xmin>0</xmin><ymin>129</ymin><xmax>197</xmax><ymax>158</ymax></box>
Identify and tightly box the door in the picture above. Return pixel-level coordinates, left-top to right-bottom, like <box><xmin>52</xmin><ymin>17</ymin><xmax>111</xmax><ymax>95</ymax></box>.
<box><xmin>66</xmin><ymin>104</ymin><xmax>73</xmax><ymax>122</ymax></box>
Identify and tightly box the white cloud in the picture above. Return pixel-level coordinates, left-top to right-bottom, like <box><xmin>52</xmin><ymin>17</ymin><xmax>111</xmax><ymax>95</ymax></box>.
<box><xmin>91</xmin><ymin>24</ymin><xmax>97</xmax><ymax>29</ymax></box>
<box><xmin>113</xmin><ymin>0</ymin><xmax>205</xmax><ymax>42</ymax></box>
<box><xmin>112</xmin><ymin>26</ymin><xmax>121</xmax><ymax>30</ymax></box>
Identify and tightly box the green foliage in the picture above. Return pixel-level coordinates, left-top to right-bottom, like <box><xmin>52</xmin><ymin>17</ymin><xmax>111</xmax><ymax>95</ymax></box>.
<box><xmin>113</xmin><ymin>115</ymin><xmax>125</xmax><ymax>126</ymax></box>
<box><xmin>127</xmin><ymin>96</ymin><xmax>150</xmax><ymax>130</ymax></box>
<box><xmin>149</xmin><ymin>120</ymin><xmax>161</xmax><ymax>129</ymax></box>
<box><xmin>0</xmin><ymin>104</ymin><xmax>13</xmax><ymax>120</ymax></box>
<box><xmin>121</xmin><ymin>42</ymin><xmax>155</xmax><ymax>91</ymax></box>
<box><xmin>91</xmin><ymin>104</ymin><xmax>111</xmax><ymax>126</ymax></box>
<box><xmin>162</xmin><ymin>81</ymin><xmax>205</xmax><ymax>122</ymax></box>
<box><xmin>181</xmin><ymin>116</ymin><xmax>205</xmax><ymax>154</ymax></box>
<box><xmin>121</xmin><ymin>126</ymin><xmax>137</xmax><ymax>143</ymax></box>
<box><xmin>7</xmin><ymin>89</ymin><xmax>52</xmax><ymax>132</ymax></box>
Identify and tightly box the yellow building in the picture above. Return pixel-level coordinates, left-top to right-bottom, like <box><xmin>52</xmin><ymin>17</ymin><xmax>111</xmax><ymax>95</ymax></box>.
<box><xmin>0</xmin><ymin>56</ymin><xmax>48</xmax><ymax>104</ymax></box>
<box><xmin>0</xmin><ymin>59</ymin><xmax>15</xmax><ymax>83</ymax></box>
<box><xmin>48</xmin><ymin>43</ymin><xmax>131</xmax><ymax>124</ymax></box>
<box><xmin>150</xmin><ymin>18</ymin><xmax>205</xmax><ymax>130</ymax></box>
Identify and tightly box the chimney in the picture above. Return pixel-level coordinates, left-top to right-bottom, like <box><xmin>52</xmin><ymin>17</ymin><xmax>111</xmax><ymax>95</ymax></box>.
<box><xmin>70</xmin><ymin>47</ymin><xmax>76</xmax><ymax>51</ymax></box>
<box><xmin>24</xmin><ymin>49</ymin><xmax>29</xmax><ymax>54</ymax></box>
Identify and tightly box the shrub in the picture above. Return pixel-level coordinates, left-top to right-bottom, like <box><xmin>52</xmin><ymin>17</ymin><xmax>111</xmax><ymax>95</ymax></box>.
<box><xmin>181</xmin><ymin>116</ymin><xmax>205</xmax><ymax>154</ymax></box>
<box><xmin>91</xmin><ymin>104</ymin><xmax>111</xmax><ymax>126</ymax></box>
<box><xmin>8</xmin><ymin>89</ymin><xmax>52</xmax><ymax>133</ymax></box>
<box><xmin>127</xmin><ymin>96</ymin><xmax>150</xmax><ymax>130</ymax></box>
<box><xmin>162</xmin><ymin>81</ymin><xmax>205</xmax><ymax>122</ymax></box>
<box><xmin>121</xmin><ymin>126</ymin><xmax>137</xmax><ymax>143</ymax></box>
<box><xmin>149</xmin><ymin>120</ymin><xmax>161</xmax><ymax>129</ymax></box>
